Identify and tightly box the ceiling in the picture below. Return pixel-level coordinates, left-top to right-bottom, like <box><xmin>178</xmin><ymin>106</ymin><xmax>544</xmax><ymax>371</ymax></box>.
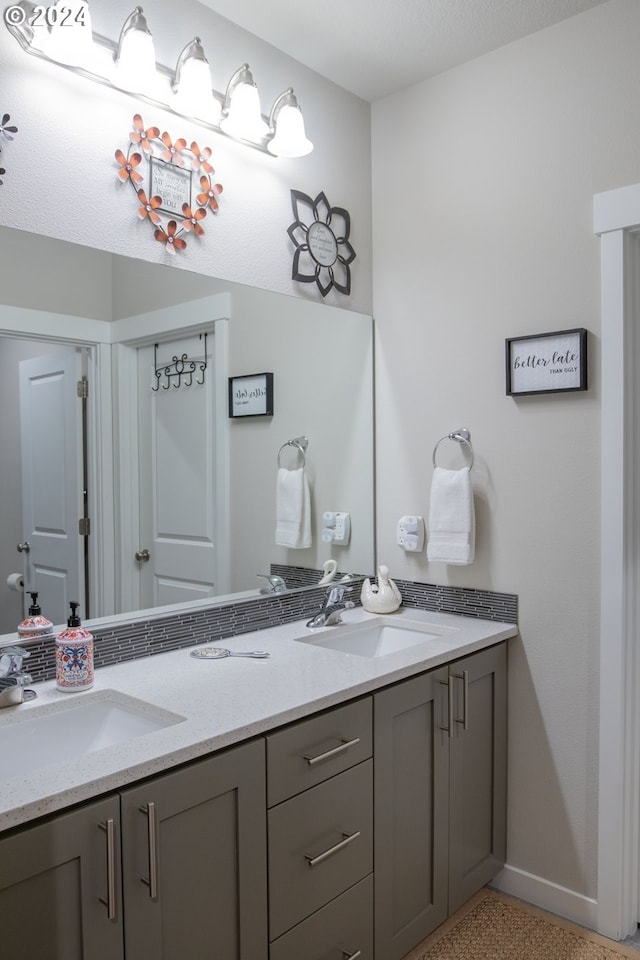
<box><xmin>197</xmin><ymin>0</ymin><xmax>609</xmax><ymax>102</ymax></box>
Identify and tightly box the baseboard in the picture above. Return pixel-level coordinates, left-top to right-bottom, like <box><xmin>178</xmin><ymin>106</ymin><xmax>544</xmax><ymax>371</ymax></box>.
<box><xmin>492</xmin><ymin>864</ymin><xmax>598</xmax><ymax>930</ymax></box>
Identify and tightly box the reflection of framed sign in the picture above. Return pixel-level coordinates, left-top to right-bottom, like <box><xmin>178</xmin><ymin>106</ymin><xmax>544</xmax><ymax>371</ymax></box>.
<box><xmin>506</xmin><ymin>328</ymin><xmax>588</xmax><ymax>396</ymax></box>
<box><xmin>150</xmin><ymin>156</ymin><xmax>192</xmax><ymax>217</ymax></box>
<box><xmin>229</xmin><ymin>372</ymin><xmax>274</xmax><ymax>418</ymax></box>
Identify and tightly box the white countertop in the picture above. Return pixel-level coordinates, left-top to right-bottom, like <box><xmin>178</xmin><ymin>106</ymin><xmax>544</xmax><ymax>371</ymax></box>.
<box><xmin>0</xmin><ymin>607</ymin><xmax>517</xmax><ymax>832</ymax></box>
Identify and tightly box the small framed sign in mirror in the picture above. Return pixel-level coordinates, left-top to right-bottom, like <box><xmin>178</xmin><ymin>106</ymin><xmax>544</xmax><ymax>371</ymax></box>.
<box><xmin>229</xmin><ymin>372</ymin><xmax>274</xmax><ymax>418</ymax></box>
<box><xmin>506</xmin><ymin>328</ymin><xmax>588</xmax><ymax>396</ymax></box>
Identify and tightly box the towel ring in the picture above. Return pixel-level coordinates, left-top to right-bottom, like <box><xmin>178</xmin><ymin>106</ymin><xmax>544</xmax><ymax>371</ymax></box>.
<box><xmin>432</xmin><ymin>429</ymin><xmax>474</xmax><ymax>470</ymax></box>
<box><xmin>277</xmin><ymin>436</ymin><xmax>308</xmax><ymax>468</ymax></box>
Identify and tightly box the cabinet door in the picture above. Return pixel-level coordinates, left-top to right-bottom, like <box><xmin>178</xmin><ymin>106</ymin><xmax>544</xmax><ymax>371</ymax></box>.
<box><xmin>374</xmin><ymin>666</ymin><xmax>450</xmax><ymax>960</ymax></box>
<box><xmin>121</xmin><ymin>738</ymin><xmax>267</xmax><ymax>960</ymax></box>
<box><xmin>448</xmin><ymin>642</ymin><xmax>507</xmax><ymax>913</ymax></box>
<box><xmin>0</xmin><ymin>795</ymin><xmax>123</xmax><ymax>960</ymax></box>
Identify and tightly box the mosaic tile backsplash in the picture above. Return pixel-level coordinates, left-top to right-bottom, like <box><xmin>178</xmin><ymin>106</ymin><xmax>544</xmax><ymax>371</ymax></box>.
<box><xmin>17</xmin><ymin>571</ymin><xmax>517</xmax><ymax>685</ymax></box>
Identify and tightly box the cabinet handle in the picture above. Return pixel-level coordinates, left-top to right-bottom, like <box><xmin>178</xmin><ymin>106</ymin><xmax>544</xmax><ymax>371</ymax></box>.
<box><xmin>98</xmin><ymin>818</ymin><xmax>117</xmax><ymax>921</ymax></box>
<box><xmin>439</xmin><ymin>678</ymin><xmax>453</xmax><ymax>738</ymax></box>
<box><xmin>305</xmin><ymin>830</ymin><xmax>361</xmax><ymax>867</ymax></box>
<box><xmin>139</xmin><ymin>802</ymin><xmax>159</xmax><ymax>900</ymax></box>
<box><xmin>342</xmin><ymin>951</ymin><xmax>362</xmax><ymax>960</ymax></box>
<box><xmin>303</xmin><ymin>737</ymin><xmax>361</xmax><ymax>766</ymax></box>
<box><xmin>452</xmin><ymin>670</ymin><xmax>469</xmax><ymax>730</ymax></box>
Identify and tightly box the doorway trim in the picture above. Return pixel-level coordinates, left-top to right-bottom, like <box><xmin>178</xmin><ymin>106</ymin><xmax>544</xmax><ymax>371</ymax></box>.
<box><xmin>595</xmin><ymin>182</ymin><xmax>640</xmax><ymax>938</ymax></box>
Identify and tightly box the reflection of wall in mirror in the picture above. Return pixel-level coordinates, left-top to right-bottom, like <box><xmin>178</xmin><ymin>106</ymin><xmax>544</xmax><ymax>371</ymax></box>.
<box><xmin>0</xmin><ymin>229</ymin><xmax>374</xmax><ymax>629</ymax></box>
<box><xmin>114</xmin><ymin>256</ymin><xmax>375</xmax><ymax>595</ymax></box>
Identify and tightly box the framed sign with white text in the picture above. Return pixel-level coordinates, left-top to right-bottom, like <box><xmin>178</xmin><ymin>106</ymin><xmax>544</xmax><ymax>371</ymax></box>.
<box><xmin>228</xmin><ymin>373</ymin><xmax>274</xmax><ymax>418</ymax></box>
<box><xmin>505</xmin><ymin>328</ymin><xmax>588</xmax><ymax>396</ymax></box>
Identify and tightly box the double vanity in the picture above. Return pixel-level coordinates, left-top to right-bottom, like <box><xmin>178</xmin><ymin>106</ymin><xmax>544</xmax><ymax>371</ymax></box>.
<box><xmin>0</xmin><ymin>606</ymin><xmax>517</xmax><ymax>960</ymax></box>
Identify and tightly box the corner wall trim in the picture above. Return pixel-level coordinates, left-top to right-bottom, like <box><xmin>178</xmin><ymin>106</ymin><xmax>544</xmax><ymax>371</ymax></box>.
<box><xmin>493</xmin><ymin>864</ymin><xmax>598</xmax><ymax>931</ymax></box>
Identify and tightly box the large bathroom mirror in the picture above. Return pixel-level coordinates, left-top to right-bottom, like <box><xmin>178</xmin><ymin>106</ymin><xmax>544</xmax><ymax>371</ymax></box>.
<box><xmin>0</xmin><ymin>225</ymin><xmax>374</xmax><ymax>634</ymax></box>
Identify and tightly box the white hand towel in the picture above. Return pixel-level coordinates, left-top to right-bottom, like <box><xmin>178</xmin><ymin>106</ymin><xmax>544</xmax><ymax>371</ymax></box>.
<box><xmin>275</xmin><ymin>467</ymin><xmax>311</xmax><ymax>548</ymax></box>
<box><xmin>427</xmin><ymin>466</ymin><xmax>475</xmax><ymax>565</ymax></box>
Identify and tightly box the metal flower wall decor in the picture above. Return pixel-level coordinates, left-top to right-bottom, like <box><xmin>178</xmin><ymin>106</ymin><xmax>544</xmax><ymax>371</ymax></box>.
<box><xmin>115</xmin><ymin>114</ymin><xmax>223</xmax><ymax>254</ymax></box>
<box><xmin>0</xmin><ymin>113</ymin><xmax>19</xmax><ymax>186</ymax></box>
<box><xmin>287</xmin><ymin>190</ymin><xmax>356</xmax><ymax>297</ymax></box>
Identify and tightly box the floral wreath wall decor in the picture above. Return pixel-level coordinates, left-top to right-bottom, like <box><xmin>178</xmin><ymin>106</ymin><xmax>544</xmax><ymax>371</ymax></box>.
<box><xmin>0</xmin><ymin>113</ymin><xmax>19</xmax><ymax>187</ymax></box>
<box><xmin>287</xmin><ymin>190</ymin><xmax>356</xmax><ymax>297</ymax></box>
<box><xmin>115</xmin><ymin>114</ymin><xmax>223</xmax><ymax>254</ymax></box>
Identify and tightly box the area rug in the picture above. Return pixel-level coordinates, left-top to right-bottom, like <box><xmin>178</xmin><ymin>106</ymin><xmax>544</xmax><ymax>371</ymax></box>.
<box><xmin>402</xmin><ymin>890</ymin><xmax>640</xmax><ymax>960</ymax></box>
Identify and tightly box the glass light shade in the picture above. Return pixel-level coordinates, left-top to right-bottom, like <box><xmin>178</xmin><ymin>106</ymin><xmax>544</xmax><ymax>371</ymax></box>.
<box><xmin>44</xmin><ymin>1</ymin><xmax>94</xmax><ymax>67</ymax></box>
<box><xmin>268</xmin><ymin>103</ymin><xmax>313</xmax><ymax>158</ymax></box>
<box><xmin>173</xmin><ymin>49</ymin><xmax>220</xmax><ymax>123</ymax></box>
<box><xmin>116</xmin><ymin>9</ymin><xmax>157</xmax><ymax>94</ymax></box>
<box><xmin>221</xmin><ymin>81</ymin><xmax>268</xmax><ymax>143</ymax></box>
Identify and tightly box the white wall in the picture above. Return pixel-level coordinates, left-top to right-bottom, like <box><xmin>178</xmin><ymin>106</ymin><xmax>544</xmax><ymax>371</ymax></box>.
<box><xmin>372</xmin><ymin>0</ymin><xmax>640</xmax><ymax>916</ymax></box>
<box><xmin>0</xmin><ymin>0</ymin><xmax>372</xmax><ymax>315</ymax></box>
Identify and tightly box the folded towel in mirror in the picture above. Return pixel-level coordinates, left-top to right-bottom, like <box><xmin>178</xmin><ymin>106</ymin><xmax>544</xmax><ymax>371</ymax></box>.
<box><xmin>427</xmin><ymin>466</ymin><xmax>475</xmax><ymax>564</ymax></box>
<box><xmin>275</xmin><ymin>467</ymin><xmax>311</xmax><ymax>548</ymax></box>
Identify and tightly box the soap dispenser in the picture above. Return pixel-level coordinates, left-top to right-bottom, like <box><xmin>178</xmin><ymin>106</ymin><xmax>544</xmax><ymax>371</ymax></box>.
<box><xmin>17</xmin><ymin>592</ymin><xmax>54</xmax><ymax>642</ymax></box>
<box><xmin>56</xmin><ymin>602</ymin><xmax>94</xmax><ymax>692</ymax></box>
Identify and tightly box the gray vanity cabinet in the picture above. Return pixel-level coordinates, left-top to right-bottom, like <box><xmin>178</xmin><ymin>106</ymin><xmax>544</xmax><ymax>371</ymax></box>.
<box><xmin>0</xmin><ymin>794</ymin><xmax>124</xmax><ymax>960</ymax></box>
<box><xmin>266</xmin><ymin>697</ymin><xmax>374</xmax><ymax>960</ymax></box>
<box><xmin>0</xmin><ymin>639</ymin><xmax>507</xmax><ymax>960</ymax></box>
<box><xmin>120</xmin><ymin>737</ymin><xmax>267</xmax><ymax>960</ymax></box>
<box><xmin>374</xmin><ymin>642</ymin><xmax>507</xmax><ymax>960</ymax></box>
<box><xmin>447</xmin><ymin>642</ymin><xmax>507</xmax><ymax>912</ymax></box>
<box><xmin>374</xmin><ymin>665</ymin><xmax>450</xmax><ymax>960</ymax></box>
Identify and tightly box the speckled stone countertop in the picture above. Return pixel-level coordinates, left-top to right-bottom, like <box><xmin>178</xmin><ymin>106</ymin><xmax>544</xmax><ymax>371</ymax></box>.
<box><xmin>0</xmin><ymin>607</ymin><xmax>518</xmax><ymax>833</ymax></box>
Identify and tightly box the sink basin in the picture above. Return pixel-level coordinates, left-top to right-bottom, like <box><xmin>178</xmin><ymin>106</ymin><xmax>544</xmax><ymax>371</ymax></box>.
<box><xmin>296</xmin><ymin>619</ymin><xmax>458</xmax><ymax>658</ymax></box>
<box><xmin>2</xmin><ymin>690</ymin><xmax>185</xmax><ymax>780</ymax></box>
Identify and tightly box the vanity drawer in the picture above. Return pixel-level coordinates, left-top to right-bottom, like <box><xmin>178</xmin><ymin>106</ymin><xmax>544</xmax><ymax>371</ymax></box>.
<box><xmin>266</xmin><ymin>696</ymin><xmax>372</xmax><ymax>806</ymax></box>
<box><xmin>270</xmin><ymin>874</ymin><xmax>373</xmax><ymax>960</ymax></box>
<box><xmin>268</xmin><ymin>759</ymin><xmax>373</xmax><ymax>940</ymax></box>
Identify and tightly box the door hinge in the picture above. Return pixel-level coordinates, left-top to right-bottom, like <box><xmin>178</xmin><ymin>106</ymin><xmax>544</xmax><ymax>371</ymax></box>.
<box><xmin>79</xmin><ymin>517</ymin><xmax>91</xmax><ymax>536</ymax></box>
<box><xmin>77</xmin><ymin>377</ymin><xmax>89</xmax><ymax>399</ymax></box>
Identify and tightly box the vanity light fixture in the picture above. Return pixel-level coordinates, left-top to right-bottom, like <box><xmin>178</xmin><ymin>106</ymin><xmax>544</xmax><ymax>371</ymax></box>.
<box><xmin>44</xmin><ymin>0</ymin><xmax>93</xmax><ymax>67</ymax></box>
<box><xmin>115</xmin><ymin>6</ymin><xmax>157</xmax><ymax>94</ymax></box>
<box><xmin>3</xmin><ymin>1</ymin><xmax>313</xmax><ymax>158</ymax></box>
<box><xmin>172</xmin><ymin>36</ymin><xmax>220</xmax><ymax>123</ymax></box>
<box><xmin>267</xmin><ymin>88</ymin><xmax>313</xmax><ymax>158</ymax></box>
<box><xmin>220</xmin><ymin>64</ymin><xmax>268</xmax><ymax>144</ymax></box>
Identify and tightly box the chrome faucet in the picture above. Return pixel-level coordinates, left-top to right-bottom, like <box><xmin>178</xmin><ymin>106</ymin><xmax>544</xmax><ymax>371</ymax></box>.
<box><xmin>306</xmin><ymin>586</ymin><xmax>355</xmax><ymax>628</ymax></box>
<box><xmin>257</xmin><ymin>574</ymin><xmax>287</xmax><ymax>595</ymax></box>
<box><xmin>0</xmin><ymin>646</ymin><xmax>37</xmax><ymax>707</ymax></box>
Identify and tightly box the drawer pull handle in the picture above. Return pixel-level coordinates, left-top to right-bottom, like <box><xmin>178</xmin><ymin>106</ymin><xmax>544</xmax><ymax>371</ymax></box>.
<box><xmin>98</xmin><ymin>818</ymin><xmax>117</xmax><ymax>921</ymax></box>
<box><xmin>303</xmin><ymin>737</ymin><xmax>361</xmax><ymax>766</ymax></box>
<box><xmin>342</xmin><ymin>951</ymin><xmax>362</xmax><ymax>960</ymax></box>
<box><xmin>139</xmin><ymin>802</ymin><xmax>159</xmax><ymax>901</ymax></box>
<box><xmin>305</xmin><ymin>830</ymin><xmax>361</xmax><ymax>867</ymax></box>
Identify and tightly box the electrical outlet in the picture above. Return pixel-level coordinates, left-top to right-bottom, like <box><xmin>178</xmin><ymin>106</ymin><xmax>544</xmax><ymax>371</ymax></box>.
<box><xmin>397</xmin><ymin>515</ymin><xmax>425</xmax><ymax>552</ymax></box>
